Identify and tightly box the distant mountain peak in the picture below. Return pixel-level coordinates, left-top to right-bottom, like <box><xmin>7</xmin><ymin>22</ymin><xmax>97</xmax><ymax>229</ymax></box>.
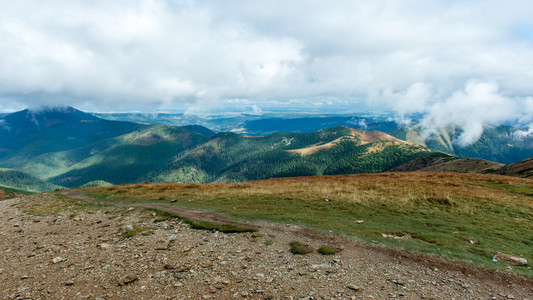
<box><xmin>25</xmin><ymin>105</ymin><xmax>77</xmax><ymax>115</ymax></box>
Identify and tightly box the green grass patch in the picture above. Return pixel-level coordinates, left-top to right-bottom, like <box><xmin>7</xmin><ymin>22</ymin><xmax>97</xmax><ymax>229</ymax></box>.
<box><xmin>290</xmin><ymin>241</ymin><xmax>313</xmax><ymax>255</ymax></box>
<box><xmin>251</xmin><ymin>232</ymin><xmax>265</xmax><ymax>239</ymax></box>
<box><xmin>142</xmin><ymin>208</ymin><xmax>181</xmax><ymax>222</ymax></box>
<box><xmin>318</xmin><ymin>244</ymin><xmax>342</xmax><ymax>255</ymax></box>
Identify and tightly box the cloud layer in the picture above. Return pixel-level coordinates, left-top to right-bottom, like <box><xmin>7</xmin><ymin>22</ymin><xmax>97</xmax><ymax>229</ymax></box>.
<box><xmin>1</xmin><ymin>0</ymin><xmax>533</xmax><ymax>143</ymax></box>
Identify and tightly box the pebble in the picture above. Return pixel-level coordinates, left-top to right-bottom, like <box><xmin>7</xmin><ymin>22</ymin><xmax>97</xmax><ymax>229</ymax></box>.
<box><xmin>124</xmin><ymin>225</ymin><xmax>134</xmax><ymax>233</ymax></box>
<box><xmin>118</xmin><ymin>275</ymin><xmax>139</xmax><ymax>286</ymax></box>
<box><xmin>52</xmin><ymin>256</ymin><xmax>65</xmax><ymax>264</ymax></box>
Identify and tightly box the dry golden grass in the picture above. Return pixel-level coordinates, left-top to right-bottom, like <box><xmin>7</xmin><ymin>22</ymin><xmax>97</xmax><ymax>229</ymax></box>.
<box><xmin>89</xmin><ymin>172</ymin><xmax>533</xmax><ymax>209</ymax></box>
<box><xmin>288</xmin><ymin>128</ymin><xmax>416</xmax><ymax>156</ymax></box>
<box><xmin>287</xmin><ymin>137</ymin><xmax>349</xmax><ymax>156</ymax></box>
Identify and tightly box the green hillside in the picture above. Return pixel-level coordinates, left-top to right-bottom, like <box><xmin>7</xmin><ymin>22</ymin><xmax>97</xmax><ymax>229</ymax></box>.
<box><xmin>46</xmin><ymin>124</ymin><xmax>209</xmax><ymax>187</ymax></box>
<box><xmin>0</xmin><ymin>169</ymin><xmax>62</xmax><ymax>192</ymax></box>
<box><xmin>8</xmin><ymin>107</ymin><xmax>513</xmax><ymax>187</ymax></box>
<box><xmin>0</xmin><ymin>113</ymin><xmax>447</xmax><ymax>187</ymax></box>
<box><xmin>0</xmin><ymin>106</ymin><xmax>141</xmax><ymax>168</ymax></box>
<box><xmin>147</xmin><ymin>127</ymin><xmax>434</xmax><ymax>183</ymax></box>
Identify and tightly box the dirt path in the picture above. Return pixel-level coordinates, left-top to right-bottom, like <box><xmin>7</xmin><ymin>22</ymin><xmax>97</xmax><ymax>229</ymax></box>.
<box><xmin>0</xmin><ymin>191</ymin><xmax>529</xmax><ymax>299</ymax></box>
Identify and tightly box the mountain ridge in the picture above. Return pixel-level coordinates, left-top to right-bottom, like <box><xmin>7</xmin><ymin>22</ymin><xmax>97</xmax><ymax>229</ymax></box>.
<box><xmin>0</xmin><ymin>107</ymin><xmax>531</xmax><ymax>191</ymax></box>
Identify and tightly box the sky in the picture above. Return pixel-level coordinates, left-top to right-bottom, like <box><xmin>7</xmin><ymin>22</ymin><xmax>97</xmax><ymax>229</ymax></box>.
<box><xmin>1</xmin><ymin>0</ymin><xmax>533</xmax><ymax>144</ymax></box>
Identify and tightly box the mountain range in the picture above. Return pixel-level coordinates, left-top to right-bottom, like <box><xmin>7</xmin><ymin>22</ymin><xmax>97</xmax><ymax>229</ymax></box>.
<box><xmin>96</xmin><ymin>112</ymin><xmax>533</xmax><ymax>164</ymax></box>
<box><xmin>0</xmin><ymin>106</ymin><xmax>531</xmax><ymax>191</ymax></box>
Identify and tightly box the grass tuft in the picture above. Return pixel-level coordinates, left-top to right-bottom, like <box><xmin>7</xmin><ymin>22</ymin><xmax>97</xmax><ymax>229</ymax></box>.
<box><xmin>124</xmin><ymin>225</ymin><xmax>142</xmax><ymax>238</ymax></box>
<box><xmin>251</xmin><ymin>232</ymin><xmax>265</xmax><ymax>239</ymax></box>
<box><xmin>318</xmin><ymin>244</ymin><xmax>342</xmax><ymax>255</ymax></box>
<box><xmin>290</xmin><ymin>241</ymin><xmax>313</xmax><ymax>255</ymax></box>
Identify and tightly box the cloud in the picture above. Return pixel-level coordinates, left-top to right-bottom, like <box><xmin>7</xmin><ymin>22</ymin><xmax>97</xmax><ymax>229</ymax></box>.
<box><xmin>0</xmin><ymin>0</ymin><xmax>532</xmax><ymax>143</ymax></box>
<box><xmin>416</xmin><ymin>81</ymin><xmax>532</xmax><ymax>146</ymax></box>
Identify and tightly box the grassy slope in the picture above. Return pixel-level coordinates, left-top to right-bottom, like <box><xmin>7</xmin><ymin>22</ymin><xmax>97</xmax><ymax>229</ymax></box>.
<box><xmin>0</xmin><ymin>168</ymin><xmax>62</xmax><ymax>192</ymax></box>
<box><xmin>392</xmin><ymin>155</ymin><xmax>504</xmax><ymax>174</ymax></box>
<box><xmin>418</xmin><ymin>158</ymin><xmax>504</xmax><ymax>173</ymax></box>
<box><xmin>0</xmin><ymin>185</ymin><xmax>33</xmax><ymax>200</ymax></box>
<box><xmin>493</xmin><ymin>158</ymin><xmax>533</xmax><ymax>178</ymax></box>
<box><xmin>84</xmin><ymin>172</ymin><xmax>533</xmax><ymax>276</ymax></box>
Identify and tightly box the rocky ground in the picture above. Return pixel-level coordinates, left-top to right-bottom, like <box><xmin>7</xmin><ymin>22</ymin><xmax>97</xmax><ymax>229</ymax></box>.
<box><xmin>0</xmin><ymin>193</ymin><xmax>532</xmax><ymax>299</ymax></box>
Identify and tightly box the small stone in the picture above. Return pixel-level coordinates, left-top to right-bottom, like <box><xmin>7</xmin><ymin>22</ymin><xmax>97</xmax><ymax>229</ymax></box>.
<box><xmin>13</xmin><ymin>223</ymin><xmax>20</xmax><ymax>227</ymax></box>
<box><xmin>492</xmin><ymin>252</ymin><xmax>527</xmax><ymax>266</ymax></box>
<box><xmin>119</xmin><ymin>275</ymin><xmax>139</xmax><ymax>286</ymax></box>
<box><xmin>64</xmin><ymin>281</ymin><xmax>75</xmax><ymax>286</ymax></box>
<box><xmin>507</xmin><ymin>295</ymin><xmax>515</xmax><ymax>299</ymax></box>
<box><xmin>347</xmin><ymin>284</ymin><xmax>360</xmax><ymax>291</ymax></box>
<box><xmin>99</xmin><ymin>243</ymin><xmax>112</xmax><ymax>249</ymax></box>
<box><xmin>154</xmin><ymin>238</ymin><xmax>175</xmax><ymax>250</ymax></box>
<box><xmin>52</xmin><ymin>256</ymin><xmax>65</xmax><ymax>264</ymax></box>
<box><xmin>124</xmin><ymin>225</ymin><xmax>134</xmax><ymax>233</ymax></box>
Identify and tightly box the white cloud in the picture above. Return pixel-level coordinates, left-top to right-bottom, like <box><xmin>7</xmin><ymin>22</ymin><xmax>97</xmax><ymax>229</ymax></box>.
<box><xmin>418</xmin><ymin>81</ymin><xmax>532</xmax><ymax>146</ymax></box>
<box><xmin>0</xmin><ymin>0</ymin><xmax>532</xmax><ymax>143</ymax></box>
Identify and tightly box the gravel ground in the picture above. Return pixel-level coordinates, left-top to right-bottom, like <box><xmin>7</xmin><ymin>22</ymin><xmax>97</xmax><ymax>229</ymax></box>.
<box><xmin>0</xmin><ymin>194</ymin><xmax>531</xmax><ymax>300</ymax></box>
